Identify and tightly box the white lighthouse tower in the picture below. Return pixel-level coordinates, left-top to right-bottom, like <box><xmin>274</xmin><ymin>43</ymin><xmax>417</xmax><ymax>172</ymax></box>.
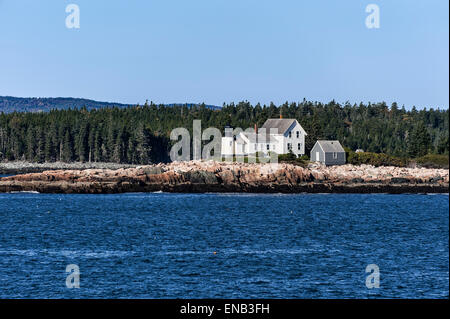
<box><xmin>221</xmin><ymin>127</ymin><xmax>234</xmax><ymax>156</ymax></box>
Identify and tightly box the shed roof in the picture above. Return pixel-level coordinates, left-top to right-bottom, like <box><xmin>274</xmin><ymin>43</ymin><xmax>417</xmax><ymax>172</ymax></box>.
<box><xmin>316</xmin><ymin>140</ymin><xmax>345</xmax><ymax>153</ymax></box>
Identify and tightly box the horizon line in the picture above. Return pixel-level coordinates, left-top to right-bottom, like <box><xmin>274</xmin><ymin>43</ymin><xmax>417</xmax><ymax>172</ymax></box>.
<box><xmin>1</xmin><ymin>95</ymin><xmax>448</xmax><ymax>111</ymax></box>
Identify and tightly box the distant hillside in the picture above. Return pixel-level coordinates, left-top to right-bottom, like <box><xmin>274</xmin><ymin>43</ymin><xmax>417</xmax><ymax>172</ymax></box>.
<box><xmin>0</xmin><ymin>96</ymin><xmax>220</xmax><ymax>113</ymax></box>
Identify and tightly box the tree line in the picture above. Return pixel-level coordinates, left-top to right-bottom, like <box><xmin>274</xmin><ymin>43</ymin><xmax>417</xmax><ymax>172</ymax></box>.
<box><xmin>0</xmin><ymin>100</ymin><xmax>448</xmax><ymax>164</ymax></box>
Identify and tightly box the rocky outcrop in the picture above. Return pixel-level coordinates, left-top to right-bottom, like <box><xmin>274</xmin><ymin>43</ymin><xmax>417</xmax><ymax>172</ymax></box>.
<box><xmin>0</xmin><ymin>162</ymin><xmax>448</xmax><ymax>194</ymax></box>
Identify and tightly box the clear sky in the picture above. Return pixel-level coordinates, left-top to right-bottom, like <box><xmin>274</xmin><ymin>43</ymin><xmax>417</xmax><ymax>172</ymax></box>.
<box><xmin>0</xmin><ymin>0</ymin><xmax>448</xmax><ymax>109</ymax></box>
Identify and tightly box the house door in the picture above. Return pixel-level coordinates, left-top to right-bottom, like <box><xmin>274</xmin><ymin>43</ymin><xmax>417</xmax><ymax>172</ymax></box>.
<box><xmin>316</xmin><ymin>151</ymin><xmax>320</xmax><ymax>162</ymax></box>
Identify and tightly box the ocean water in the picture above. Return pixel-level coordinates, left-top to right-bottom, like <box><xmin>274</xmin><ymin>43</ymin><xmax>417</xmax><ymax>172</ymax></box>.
<box><xmin>0</xmin><ymin>192</ymin><xmax>448</xmax><ymax>299</ymax></box>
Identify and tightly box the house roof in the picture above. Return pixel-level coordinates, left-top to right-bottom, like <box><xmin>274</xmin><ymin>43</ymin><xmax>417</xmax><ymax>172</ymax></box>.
<box><xmin>316</xmin><ymin>140</ymin><xmax>345</xmax><ymax>153</ymax></box>
<box><xmin>235</xmin><ymin>134</ymin><xmax>246</xmax><ymax>144</ymax></box>
<box><xmin>260</xmin><ymin>119</ymin><xmax>297</xmax><ymax>135</ymax></box>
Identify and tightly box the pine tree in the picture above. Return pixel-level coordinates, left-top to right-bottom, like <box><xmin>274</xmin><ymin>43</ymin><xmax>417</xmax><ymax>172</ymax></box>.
<box><xmin>76</xmin><ymin>122</ymin><xmax>89</xmax><ymax>162</ymax></box>
<box><xmin>26</xmin><ymin>128</ymin><xmax>35</xmax><ymax>161</ymax></box>
<box><xmin>62</xmin><ymin>129</ymin><xmax>74</xmax><ymax>162</ymax></box>
<box><xmin>135</xmin><ymin>124</ymin><xmax>152</xmax><ymax>164</ymax></box>
<box><xmin>35</xmin><ymin>127</ymin><xmax>45</xmax><ymax>163</ymax></box>
<box><xmin>408</xmin><ymin>122</ymin><xmax>431</xmax><ymax>158</ymax></box>
<box><xmin>45</xmin><ymin>124</ymin><xmax>57</xmax><ymax>162</ymax></box>
<box><xmin>437</xmin><ymin>134</ymin><xmax>449</xmax><ymax>155</ymax></box>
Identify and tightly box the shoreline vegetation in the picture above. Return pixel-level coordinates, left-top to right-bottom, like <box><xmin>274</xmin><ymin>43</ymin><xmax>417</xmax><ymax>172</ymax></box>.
<box><xmin>0</xmin><ymin>161</ymin><xmax>139</xmax><ymax>175</ymax></box>
<box><xmin>0</xmin><ymin>161</ymin><xmax>448</xmax><ymax>194</ymax></box>
<box><xmin>0</xmin><ymin>152</ymin><xmax>448</xmax><ymax>175</ymax></box>
<box><xmin>0</xmin><ymin>101</ymin><xmax>448</xmax><ymax>166</ymax></box>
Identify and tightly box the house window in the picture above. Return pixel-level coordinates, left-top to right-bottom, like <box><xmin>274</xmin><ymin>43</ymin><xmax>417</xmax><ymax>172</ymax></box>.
<box><xmin>266</xmin><ymin>144</ymin><xmax>270</xmax><ymax>150</ymax></box>
<box><xmin>287</xmin><ymin>143</ymin><xmax>292</xmax><ymax>150</ymax></box>
<box><xmin>296</xmin><ymin>131</ymin><xmax>299</xmax><ymax>138</ymax></box>
<box><xmin>333</xmin><ymin>152</ymin><xmax>338</xmax><ymax>159</ymax></box>
<box><xmin>242</xmin><ymin>145</ymin><xmax>245</xmax><ymax>153</ymax></box>
<box><xmin>298</xmin><ymin>143</ymin><xmax>301</xmax><ymax>150</ymax></box>
<box><xmin>229</xmin><ymin>141</ymin><xmax>232</xmax><ymax>147</ymax></box>
<box><xmin>288</xmin><ymin>131</ymin><xmax>292</xmax><ymax>138</ymax></box>
<box><xmin>254</xmin><ymin>144</ymin><xmax>257</xmax><ymax>150</ymax></box>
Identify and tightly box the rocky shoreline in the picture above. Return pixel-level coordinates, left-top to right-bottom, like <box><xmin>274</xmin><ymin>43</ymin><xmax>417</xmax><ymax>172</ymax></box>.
<box><xmin>0</xmin><ymin>161</ymin><xmax>448</xmax><ymax>194</ymax></box>
<box><xmin>0</xmin><ymin>161</ymin><xmax>139</xmax><ymax>175</ymax></box>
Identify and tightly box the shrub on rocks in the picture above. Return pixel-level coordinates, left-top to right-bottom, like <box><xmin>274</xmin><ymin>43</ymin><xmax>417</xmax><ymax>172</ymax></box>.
<box><xmin>414</xmin><ymin>154</ymin><xmax>449</xmax><ymax>169</ymax></box>
<box><xmin>347</xmin><ymin>151</ymin><xmax>407</xmax><ymax>167</ymax></box>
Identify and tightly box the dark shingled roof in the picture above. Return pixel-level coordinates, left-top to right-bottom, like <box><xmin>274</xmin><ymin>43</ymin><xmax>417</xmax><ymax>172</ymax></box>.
<box><xmin>316</xmin><ymin>140</ymin><xmax>345</xmax><ymax>153</ymax></box>
<box><xmin>260</xmin><ymin>119</ymin><xmax>296</xmax><ymax>135</ymax></box>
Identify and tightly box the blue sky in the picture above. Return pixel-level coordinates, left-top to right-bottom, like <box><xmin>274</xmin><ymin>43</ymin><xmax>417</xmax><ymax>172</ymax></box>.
<box><xmin>0</xmin><ymin>0</ymin><xmax>448</xmax><ymax>109</ymax></box>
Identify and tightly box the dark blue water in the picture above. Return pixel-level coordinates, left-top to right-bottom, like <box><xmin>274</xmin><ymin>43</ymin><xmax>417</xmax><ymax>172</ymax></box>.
<box><xmin>0</xmin><ymin>193</ymin><xmax>448</xmax><ymax>299</ymax></box>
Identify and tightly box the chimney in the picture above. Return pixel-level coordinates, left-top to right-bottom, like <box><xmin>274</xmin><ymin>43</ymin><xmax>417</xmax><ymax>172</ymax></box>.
<box><xmin>254</xmin><ymin>124</ymin><xmax>258</xmax><ymax>133</ymax></box>
<box><xmin>280</xmin><ymin>109</ymin><xmax>283</xmax><ymax>119</ymax></box>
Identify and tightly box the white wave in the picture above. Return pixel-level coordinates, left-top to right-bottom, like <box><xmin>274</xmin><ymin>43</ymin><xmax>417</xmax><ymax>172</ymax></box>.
<box><xmin>161</xmin><ymin>248</ymin><xmax>320</xmax><ymax>256</ymax></box>
<box><xmin>8</xmin><ymin>191</ymin><xmax>40</xmax><ymax>194</ymax></box>
<box><xmin>0</xmin><ymin>248</ymin><xmax>134</xmax><ymax>258</ymax></box>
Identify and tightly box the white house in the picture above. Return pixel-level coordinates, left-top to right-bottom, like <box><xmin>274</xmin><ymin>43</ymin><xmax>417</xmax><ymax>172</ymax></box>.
<box><xmin>221</xmin><ymin>118</ymin><xmax>307</xmax><ymax>157</ymax></box>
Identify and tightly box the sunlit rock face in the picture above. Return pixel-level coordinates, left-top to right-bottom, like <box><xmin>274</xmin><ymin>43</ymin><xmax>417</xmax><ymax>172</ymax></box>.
<box><xmin>0</xmin><ymin>161</ymin><xmax>448</xmax><ymax>194</ymax></box>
